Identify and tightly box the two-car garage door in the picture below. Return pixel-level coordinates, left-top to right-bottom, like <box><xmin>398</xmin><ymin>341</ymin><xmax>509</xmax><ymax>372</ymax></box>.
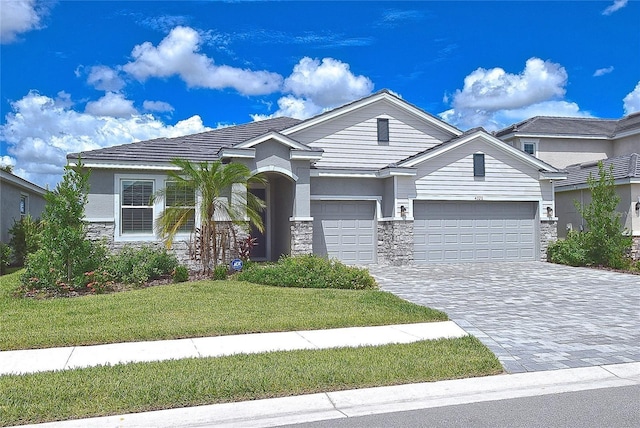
<box><xmin>310</xmin><ymin>200</ymin><xmax>537</xmax><ymax>265</ymax></box>
<box><xmin>413</xmin><ymin>201</ymin><xmax>537</xmax><ymax>263</ymax></box>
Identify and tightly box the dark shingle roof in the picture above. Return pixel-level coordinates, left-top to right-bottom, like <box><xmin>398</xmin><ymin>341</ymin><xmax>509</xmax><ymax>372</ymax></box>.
<box><xmin>615</xmin><ymin>112</ymin><xmax>640</xmax><ymax>135</ymax></box>
<box><xmin>496</xmin><ymin>112</ymin><xmax>640</xmax><ymax>139</ymax></box>
<box><xmin>67</xmin><ymin>117</ymin><xmax>302</xmax><ymax>163</ymax></box>
<box><xmin>556</xmin><ymin>153</ymin><xmax>640</xmax><ymax>188</ymax></box>
<box><xmin>495</xmin><ymin>116</ymin><xmax>619</xmax><ymax>138</ymax></box>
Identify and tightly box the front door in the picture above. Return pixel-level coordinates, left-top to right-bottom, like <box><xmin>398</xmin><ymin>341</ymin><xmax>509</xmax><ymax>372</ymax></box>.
<box><xmin>250</xmin><ymin>188</ymin><xmax>267</xmax><ymax>259</ymax></box>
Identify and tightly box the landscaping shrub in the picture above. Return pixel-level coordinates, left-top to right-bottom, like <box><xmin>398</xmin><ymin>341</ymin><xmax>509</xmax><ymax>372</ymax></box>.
<box><xmin>547</xmin><ymin>231</ymin><xmax>588</xmax><ymax>267</ymax></box>
<box><xmin>8</xmin><ymin>215</ymin><xmax>41</xmax><ymax>266</ymax></box>
<box><xmin>105</xmin><ymin>245</ymin><xmax>179</xmax><ymax>287</ymax></box>
<box><xmin>0</xmin><ymin>242</ymin><xmax>12</xmax><ymax>275</ymax></box>
<box><xmin>237</xmin><ymin>254</ymin><xmax>377</xmax><ymax>290</ymax></box>
<box><xmin>213</xmin><ymin>264</ymin><xmax>229</xmax><ymax>280</ymax></box>
<box><xmin>172</xmin><ymin>265</ymin><xmax>190</xmax><ymax>283</ymax></box>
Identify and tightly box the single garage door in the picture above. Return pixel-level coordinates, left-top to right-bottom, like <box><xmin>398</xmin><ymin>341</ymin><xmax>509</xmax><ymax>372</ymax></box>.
<box><xmin>311</xmin><ymin>200</ymin><xmax>376</xmax><ymax>264</ymax></box>
<box><xmin>413</xmin><ymin>201</ymin><xmax>536</xmax><ymax>263</ymax></box>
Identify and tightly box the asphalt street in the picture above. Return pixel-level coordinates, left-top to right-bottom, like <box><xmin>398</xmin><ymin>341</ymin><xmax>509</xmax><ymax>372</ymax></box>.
<box><xmin>281</xmin><ymin>384</ymin><xmax>640</xmax><ymax>428</ymax></box>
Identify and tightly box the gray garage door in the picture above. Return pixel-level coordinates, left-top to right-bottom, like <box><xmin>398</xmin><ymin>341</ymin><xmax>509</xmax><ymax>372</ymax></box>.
<box><xmin>311</xmin><ymin>201</ymin><xmax>376</xmax><ymax>264</ymax></box>
<box><xmin>413</xmin><ymin>201</ymin><xmax>536</xmax><ymax>263</ymax></box>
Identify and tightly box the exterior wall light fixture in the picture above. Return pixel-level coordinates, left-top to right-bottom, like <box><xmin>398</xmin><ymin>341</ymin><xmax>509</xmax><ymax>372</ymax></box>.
<box><xmin>546</xmin><ymin>206</ymin><xmax>553</xmax><ymax>218</ymax></box>
<box><xmin>400</xmin><ymin>205</ymin><xmax>407</xmax><ymax>219</ymax></box>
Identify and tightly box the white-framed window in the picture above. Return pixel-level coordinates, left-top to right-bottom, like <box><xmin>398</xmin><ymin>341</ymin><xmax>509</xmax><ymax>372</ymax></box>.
<box><xmin>120</xmin><ymin>180</ymin><xmax>154</xmax><ymax>234</ymax></box>
<box><xmin>377</xmin><ymin>118</ymin><xmax>389</xmax><ymax>143</ymax></box>
<box><xmin>521</xmin><ymin>139</ymin><xmax>538</xmax><ymax>156</ymax></box>
<box><xmin>20</xmin><ymin>194</ymin><xmax>28</xmax><ymax>217</ymax></box>
<box><xmin>164</xmin><ymin>180</ymin><xmax>196</xmax><ymax>233</ymax></box>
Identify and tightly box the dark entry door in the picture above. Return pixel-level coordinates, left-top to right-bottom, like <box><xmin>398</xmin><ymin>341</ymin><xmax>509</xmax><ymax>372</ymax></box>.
<box><xmin>250</xmin><ymin>188</ymin><xmax>267</xmax><ymax>259</ymax></box>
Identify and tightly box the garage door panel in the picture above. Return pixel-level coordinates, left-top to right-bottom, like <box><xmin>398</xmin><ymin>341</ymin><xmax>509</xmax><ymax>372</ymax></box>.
<box><xmin>414</xmin><ymin>201</ymin><xmax>536</xmax><ymax>263</ymax></box>
<box><xmin>312</xmin><ymin>201</ymin><xmax>376</xmax><ymax>264</ymax></box>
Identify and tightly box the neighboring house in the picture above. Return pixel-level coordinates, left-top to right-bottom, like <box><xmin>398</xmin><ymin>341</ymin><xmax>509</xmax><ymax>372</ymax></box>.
<box><xmin>68</xmin><ymin>90</ymin><xmax>563</xmax><ymax>265</ymax></box>
<box><xmin>496</xmin><ymin>113</ymin><xmax>640</xmax><ymax>258</ymax></box>
<box><xmin>0</xmin><ymin>170</ymin><xmax>46</xmax><ymax>243</ymax></box>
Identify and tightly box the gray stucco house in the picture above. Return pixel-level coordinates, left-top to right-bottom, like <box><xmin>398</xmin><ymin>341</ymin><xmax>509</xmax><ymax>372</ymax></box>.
<box><xmin>497</xmin><ymin>113</ymin><xmax>640</xmax><ymax>258</ymax></box>
<box><xmin>68</xmin><ymin>90</ymin><xmax>564</xmax><ymax>265</ymax></box>
<box><xmin>0</xmin><ymin>170</ymin><xmax>46</xmax><ymax>243</ymax></box>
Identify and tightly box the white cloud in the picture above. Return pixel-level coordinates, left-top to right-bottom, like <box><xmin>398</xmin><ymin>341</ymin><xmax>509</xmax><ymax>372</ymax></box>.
<box><xmin>122</xmin><ymin>26</ymin><xmax>282</xmax><ymax>95</ymax></box>
<box><xmin>0</xmin><ymin>155</ymin><xmax>16</xmax><ymax>168</ymax></box>
<box><xmin>0</xmin><ymin>91</ymin><xmax>209</xmax><ymax>188</ymax></box>
<box><xmin>86</xmin><ymin>65</ymin><xmax>126</xmax><ymax>91</ymax></box>
<box><xmin>623</xmin><ymin>81</ymin><xmax>640</xmax><ymax>115</ymax></box>
<box><xmin>602</xmin><ymin>0</ymin><xmax>628</xmax><ymax>15</ymax></box>
<box><xmin>143</xmin><ymin>100</ymin><xmax>174</xmax><ymax>113</ymax></box>
<box><xmin>452</xmin><ymin>58</ymin><xmax>567</xmax><ymax>111</ymax></box>
<box><xmin>593</xmin><ymin>66</ymin><xmax>615</xmax><ymax>77</ymax></box>
<box><xmin>283</xmin><ymin>57</ymin><xmax>374</xmax><ymax>108</ymax></box>
<box><xmin>254</xmin><ymin>57</ymin><xmax>374</xmax><ymax>120</ymax></box>
<box><xmin>85</xmin><ymin>92</ymin><xmax>138</xmax><ymax>118</ymax></box>
<box><xmin>440</xmin><ymin>58</ymin><xmax>588</xmax><ymax>130</ymax></box>
<box><xmin>0</xmin><ymin>0</ymin><xmax>46</xmax><ymax>43</ymax></box>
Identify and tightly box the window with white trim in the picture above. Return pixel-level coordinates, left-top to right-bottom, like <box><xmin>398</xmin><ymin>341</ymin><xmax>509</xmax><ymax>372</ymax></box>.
<box><xmin>521</xmin><ymin>139</ymin><xmax>538</xmax><ymax>156</ymax></box>
<box><xmin>20</xmin><ymin>195</ymin><xmax>27</xmax><ymax>217</ymax></box>
<box><xmin>377</xmin><ymin>118</ymin><xmax>389</xmax><ymax>143</ymax></box>
<box><xmin>165</xmin><ymin>180</ymin><xmax>196</xmax><ymax>233</ymax></box>
<box><xmin>121</xmin><ymin>180</ymin><xmax>154</xmax><ymax>234</ymax></box>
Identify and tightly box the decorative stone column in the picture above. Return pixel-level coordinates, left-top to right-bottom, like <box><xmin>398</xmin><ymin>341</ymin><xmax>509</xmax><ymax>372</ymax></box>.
<box><xmin>539</xmin><ymin>219</ymin><xmax>558</xmax><ymax>261</ymax></box>
<box><xmin>377</xmin><ymin>220</ymin><xmax>414</xmax><ymax>265</ymax></box>
<box><xmin>290</xmin><ymin>219</ymin><xmax>313</xmax><ymax>256</ymax></box>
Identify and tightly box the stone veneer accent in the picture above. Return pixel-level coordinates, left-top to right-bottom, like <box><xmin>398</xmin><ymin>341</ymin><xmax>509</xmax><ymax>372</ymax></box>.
<box><xmin>87</xmin><ymin>221</ymin><xmax>197</xmax><ymax>270</ymax></box>
<box><xmin>539</xmin><ymin>220</ymin><xmax>558</xmax><ymax>262</ymax></box>
<box><xmin>377</xmin><ymin>220</ymin><xmax>414</xmax><ymax>265</ymax></box>
<box><xmin>631</xmin><ymin>236</ymin><xmax>640</xmax><ymax>261</ymax></box>
<box><xmin>290</xmin><ymin>220</ymin><xmax>313</xmax><ymax>256</ymax></box>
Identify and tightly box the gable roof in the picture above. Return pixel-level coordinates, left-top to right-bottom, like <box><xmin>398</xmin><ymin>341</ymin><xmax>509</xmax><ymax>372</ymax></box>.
<box><xmin>67</xmin><ymin>116</ymin><xmax>301</xmax><ymax>164</ymax></box>
<box><xmin>283</xmin><ymin>89</ymin><xmax>462</xmax><ymax>138</ymax></box>
<box><xmin>397</xmin><ymin>127</ymin><xmax>560</xmax><ymax>174</ymax></box>
<box><xmin>556</xmin><ymin>153</ymin><xmax>640</xmax><ymax>188</ymax></box>
<box><xmin>495</xmin><ymin>112</ymin><xmax>640</xmax><ymax>139</ymax></box>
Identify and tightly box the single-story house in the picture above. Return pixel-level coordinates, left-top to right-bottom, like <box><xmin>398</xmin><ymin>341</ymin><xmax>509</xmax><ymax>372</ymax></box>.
<box><xmin>68</xmin><ymin>90</ymin><xmax>564</xmax><ymax>265</ymax></box>
<box><xmin>0</xmin><ymin>169</ymin><xmax>47</xmax><ymax>243</ymax></box>
<box><xmin>496</xmin><ymin>113</ymin><xmax>640</xmax><ymax>258</ymax></box>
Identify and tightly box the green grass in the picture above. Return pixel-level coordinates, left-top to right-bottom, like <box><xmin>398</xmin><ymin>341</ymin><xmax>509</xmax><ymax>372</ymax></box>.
<box><xmin>0</xmin><ymin>270</ymin><xmax>447</xmax><ymax>350</ymax></box>
<box><xmin>0</xmin><ymin>336</ymin><xmax>502</xmax><ymax>426</ymax></box>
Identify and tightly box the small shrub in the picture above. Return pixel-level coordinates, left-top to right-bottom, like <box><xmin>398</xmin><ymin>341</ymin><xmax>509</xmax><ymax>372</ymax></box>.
<box><xmin>0</xmin><ymin>242</ymin><xmax>12</xmax><ymax>275</ymax></box>
<box><xmin>105</xmin><ymin>245</ymin><xmax>179</xmax><ymax>287</ymax></box>
<box><xmin>172</xmin><ymin>265</ymin><xmax>189</xmax><ymax>283</ymax></box>
<box><xmin>8</xmin><ymin>215</ymin><xmax>41</xmax><ymax>266</ymax></box>
<box><xmin>213</xmin><ymin>264</ymin><xmax>228</xmax><ymax>280</ymax></box>
<box><xmin>547</xmin><ymin>231</ymin><xmax>588</xmax><ymax>267</ymax></box>
<box><xmin>237</xmin><ymin>254</ymin><xmax>377</xmax><ymax>290</ymax></box>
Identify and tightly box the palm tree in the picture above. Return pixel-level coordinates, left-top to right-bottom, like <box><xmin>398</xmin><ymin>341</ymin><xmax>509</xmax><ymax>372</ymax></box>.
<box><xmin>154</xmin><ymin>159</ymin><xmax>266</xmax><ymax>275</ymax></box>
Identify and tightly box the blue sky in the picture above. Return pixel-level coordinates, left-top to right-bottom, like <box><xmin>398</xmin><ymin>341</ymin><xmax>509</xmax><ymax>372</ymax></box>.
<box><xmin>1</xmin><ymin>0</ymin><xmax>639</xmax><ymax>188</ymax></box>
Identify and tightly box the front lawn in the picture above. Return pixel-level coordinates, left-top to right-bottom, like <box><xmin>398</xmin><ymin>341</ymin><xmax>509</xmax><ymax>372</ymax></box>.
<box><xmin>0</xmin><ymin>336</ymin><xmax>502</xmax><ymax>426</ymax></box>
<box><xmin>0</xmin><ymin>270</ymin><xmax>446</xmax><ymax>350</ymax></box>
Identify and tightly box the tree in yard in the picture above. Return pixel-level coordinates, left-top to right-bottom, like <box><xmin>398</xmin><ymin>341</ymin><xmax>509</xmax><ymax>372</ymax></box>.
<box><xmin>575</xmin><ymin>161</ymin><xmax>632</xmax><ymax>268</ymax></box>
<box><xmin>154</xmin><ymin>159</ymin><xmax>266</xmax><ymax>276</ymax></box>
<box><xmin>22</xmin><ymin>161</ymin><xmax>106</xmax><ymax>291</ymax></box>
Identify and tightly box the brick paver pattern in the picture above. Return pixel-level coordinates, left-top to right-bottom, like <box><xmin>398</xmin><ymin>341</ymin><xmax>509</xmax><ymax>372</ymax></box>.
<box><xmin>368</xmin><ymin>262</ymin><xmax>640</xmax><ymax>373</ymax></box>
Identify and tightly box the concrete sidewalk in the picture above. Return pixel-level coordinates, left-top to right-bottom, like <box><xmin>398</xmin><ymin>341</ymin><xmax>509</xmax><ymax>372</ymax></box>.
<box><xmin>17</xmin><ymin>362</ymin><xmax>640</xmax><ymax>428</ymax></box>
<box><xmin>0</xmin><ymin>321</ymin><xmax>466</xmax><ymax>376</ymax></box>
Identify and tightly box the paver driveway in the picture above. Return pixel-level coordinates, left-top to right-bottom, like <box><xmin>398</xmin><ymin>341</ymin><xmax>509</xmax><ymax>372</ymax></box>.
<box><xmin>367</xmin><ymin>262</ymin><xmax>640</xmax><ymax>373</ymax></box>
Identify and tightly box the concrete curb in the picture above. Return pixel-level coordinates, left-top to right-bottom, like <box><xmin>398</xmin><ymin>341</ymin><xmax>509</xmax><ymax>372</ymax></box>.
<box><xmin>18</xmin><ymin>362</ymin><xmax>640</xmax><ymax>428</ymax></box>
